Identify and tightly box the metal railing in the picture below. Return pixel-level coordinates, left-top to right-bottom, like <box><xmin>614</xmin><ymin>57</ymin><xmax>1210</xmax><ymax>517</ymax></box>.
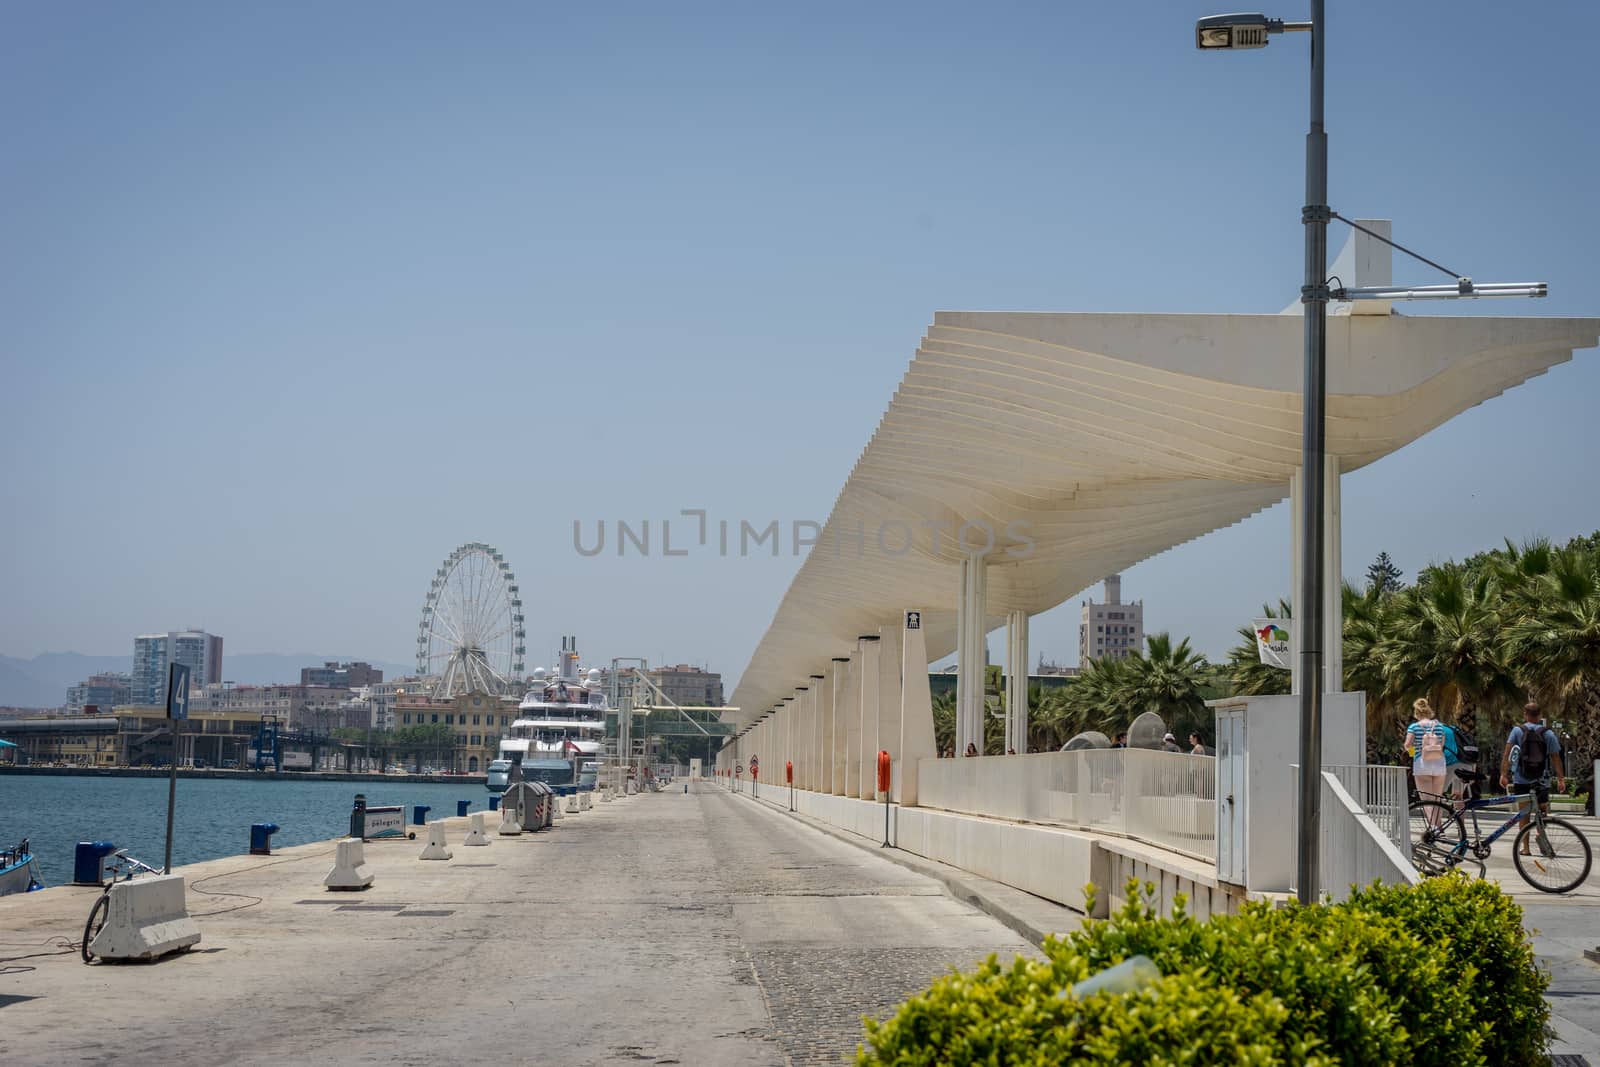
<box><xmin>917</xmin><ymin>748</ymin><xmax>1217</xmax><ymax>862</ymax></box>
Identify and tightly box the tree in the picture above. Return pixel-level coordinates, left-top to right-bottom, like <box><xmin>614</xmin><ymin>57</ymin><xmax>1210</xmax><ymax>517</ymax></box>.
<box><xmin>1366</xmin><ymin>552</ymin><xmax>1404</xmax><ymax>596</ymax></box>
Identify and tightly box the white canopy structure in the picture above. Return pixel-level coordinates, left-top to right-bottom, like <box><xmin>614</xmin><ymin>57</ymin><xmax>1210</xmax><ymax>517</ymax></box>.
<box><xmin>730</xmin><ymin>280</ymin><xmax>1598</xmax><ymax>741</ymax></box>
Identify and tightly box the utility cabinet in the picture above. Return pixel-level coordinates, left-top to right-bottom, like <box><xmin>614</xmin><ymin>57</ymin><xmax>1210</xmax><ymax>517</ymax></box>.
<box><xmin>1209</xmin><ymin>692</ymin><xmax>1365</xmax><ymax>892</ymax></box>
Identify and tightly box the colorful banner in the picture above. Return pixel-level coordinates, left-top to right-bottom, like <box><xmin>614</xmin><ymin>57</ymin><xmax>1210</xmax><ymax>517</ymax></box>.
<box><xmin>1252</xmin><ymin>619</ymin><xmax>1292</xmax><ymax>669</ymax></box>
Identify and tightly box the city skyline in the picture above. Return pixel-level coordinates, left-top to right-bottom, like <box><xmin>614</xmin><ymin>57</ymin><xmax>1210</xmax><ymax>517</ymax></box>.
<box><xmin>4</xmin><ymin>2</ymin><xmax>1597</xmax><ymax>693</ymax></box>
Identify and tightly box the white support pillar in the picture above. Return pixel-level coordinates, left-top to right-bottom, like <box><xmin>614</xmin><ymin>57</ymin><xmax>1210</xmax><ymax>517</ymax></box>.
<box><xmin>1289</xmin><ymin>466</ymin><xmax>1303</xmax><ymax>698</ymax></box>
<box><xmin>876</xmin><ymin>624</ymin><xmax>903</xmax><ymax>797</ymax></box>
<box><xmin>856</xmin><ymin>635</ymin><xmax>881</xmax><ymax>799</ymax></box>
<box><xmin>826</xmin><ymin>657</ymin><xmax>847</xmax><ymax>795</ymax></box>
<box><xmin>1004</xmin><ymin>609</ymin><xmax>1029</xmax><ymax>754</ymax></box>
<box><xmin>807</xmin><ymin>675</ymin><xmax>824</xmax><ymax>790</ymax></box>
<box><xmin>840</xmin><ymin>650</ymin><xmax>861</xmax><ymax>797</ymax></box>
<box><xmin>899</xmin><ymin>609</ymin><xmax>936</xmax><ymax>805</ymax></box>
<box><xmin>956</xmin><ymin>553</ymin><xmax>988</xmax><ymax>756</ymax></box>
<box><xmin>1323</xmin><ymin>452</ymin><xmax>1343</xmax><ymax>695</ymax></box>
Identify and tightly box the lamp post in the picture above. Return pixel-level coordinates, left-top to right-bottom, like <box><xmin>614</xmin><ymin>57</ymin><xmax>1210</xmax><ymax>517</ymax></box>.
<box><xmin>1198</xmin><ymin>5</ymin><xmax>1325</xmax><ymax>903</ymax></box>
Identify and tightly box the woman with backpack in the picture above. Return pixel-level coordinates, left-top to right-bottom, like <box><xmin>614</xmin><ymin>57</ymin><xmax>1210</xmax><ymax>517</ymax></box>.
<box><xmin>1404</xmin><ymin>698</ymin><xmax>1454</xmax><ymax>804</ymax></box>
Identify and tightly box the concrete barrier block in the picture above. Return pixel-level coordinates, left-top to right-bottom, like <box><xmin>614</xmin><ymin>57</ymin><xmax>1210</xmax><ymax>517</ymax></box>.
<box><xmin>579</xmin><ymin>791</ymin><xmax>592</xmax><ymax>810</ymax></box>
<box><xmin>87</xmin><ymin>874</ymin><xmax>202</xmax><ymax>961</ymax></box>
<box><xmin>566</xmin><ymin>793</ymin><xmax>579</xmax><ymax>814</ymax></box>
<box><xmin>462</xmin><ymin>812</ymin><xmax>491</xmax><ymax>846</ymax></box>
<box><xmin>418</xmin><ymin>823</ymin><xmax>453</xmax><ymax>860</ymax></box>
<box><xmin>497</xmin><ymin>804</ymin><xmax>523</xmax><ymax>835</ymax></box>
<box><xmin>325</xmin><ymin>838</ymin><xmax>374</xmax><ymax>890</ymax></box>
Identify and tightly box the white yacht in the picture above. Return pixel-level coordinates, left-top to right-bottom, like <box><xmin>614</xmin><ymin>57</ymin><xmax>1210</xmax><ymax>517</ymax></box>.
<box><xmin>486</xmin><ymin>638</ymin><xmax>608</xmax><ymax>792</ymax></box>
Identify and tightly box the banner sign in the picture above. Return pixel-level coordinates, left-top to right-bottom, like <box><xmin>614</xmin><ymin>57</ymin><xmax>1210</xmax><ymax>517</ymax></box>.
<box><xmin>1253</xmin><ymin>619</ymin><xmax>1292</xmax><ymax>669</ymax></box>
<box><xmin>360</xmin><ymin>806</ymin><xmax>407</xmax><ymax>840</ymax></box>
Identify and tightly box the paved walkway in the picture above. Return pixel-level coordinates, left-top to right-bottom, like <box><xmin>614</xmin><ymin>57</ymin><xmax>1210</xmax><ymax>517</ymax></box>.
<box><xmin>0</xmin><ymin>783</ymin><xmax>1035</xmax><ymax>1066</ymax></box>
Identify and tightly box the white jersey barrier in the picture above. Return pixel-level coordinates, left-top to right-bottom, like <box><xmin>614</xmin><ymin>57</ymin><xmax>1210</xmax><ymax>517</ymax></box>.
<box><xmin>418</xmin><ymin>823</ymin><xmax>453</xmax><ymax>860</ymax></box>
<box><xmin>325</xmin><ymin>838</ymin><xmax>375</xmax><ymax>890</ymax></box>
<box><xmin>463</xmin><ymin>812</ymin><xmax>491</xmax><ymax>846</ymax></box>
<box><xmin>87</xmin><ymin>874</ymin><xmax>202</xmax><ymax>961</ymax></box>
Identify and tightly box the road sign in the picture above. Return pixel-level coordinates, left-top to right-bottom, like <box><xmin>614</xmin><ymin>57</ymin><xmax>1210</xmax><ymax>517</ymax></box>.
<box><xmin>736</xmin><ymin>763</ymin><xmax>744</xmax><ymax>775</ymax></box>
<box><xmin>166</xmin><ymin>662</ymin><xmax>191</xmax><ymax>720</ymax></box>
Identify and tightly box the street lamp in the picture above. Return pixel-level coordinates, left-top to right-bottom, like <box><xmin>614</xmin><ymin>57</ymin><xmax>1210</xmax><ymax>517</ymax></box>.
<box><xmin>1197</xmin><ymin>6</ymin><xmax>1549</xmax><ymax>904</ymax></box>
<box><xmin>1198</xmin><ymin>3</ymin><xmax>1327</xmax><ymax>905</ymax></box>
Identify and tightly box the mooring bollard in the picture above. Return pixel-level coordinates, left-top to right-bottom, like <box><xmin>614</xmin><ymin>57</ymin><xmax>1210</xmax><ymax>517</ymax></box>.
<box><xmin>456</xmin><ymin>799</ymin><xmax>472</xmax><ymax>817</ymax></box>
<box><xmin>412</xmin><ymin>804</ymin><xmax>431</xmax><ymax>825</ymax></box>
<box><xmin>489</xmin><ymin>794</ymin><xmax>500</xmax><ymax>811</ymax></box>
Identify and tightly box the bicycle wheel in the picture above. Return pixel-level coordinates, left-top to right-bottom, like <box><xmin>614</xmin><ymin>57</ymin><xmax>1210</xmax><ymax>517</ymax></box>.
<box><xmin>1407</xmin><ymin>800</ymin><xmax>1465</xmax><ymax>876</ymax></box>
<box><xmin>81</xmin><ymin>893</ymin><xmax>110</xmax><ymax>963</ymax></box>
<box><xmin>1513</xmin><ymin>816</ymin><xmax>1593</xmax><ymax>894</ymax></box>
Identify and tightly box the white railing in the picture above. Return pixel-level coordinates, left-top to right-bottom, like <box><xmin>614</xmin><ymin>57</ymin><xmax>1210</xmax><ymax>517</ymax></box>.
<box><xmin>917</xmin><ymin>748</ymin><xmax>1217</xmax><ymax>863</ymax></box>
<box><xmin>1305</xmin><ymin>771</ymin><xmax>1421</xmax><ymax>901</ymax></box>
<box><xmin>1321</xmin><ymin>764</ymin><xmax>1411</xmax><ymax>856</ymax></box>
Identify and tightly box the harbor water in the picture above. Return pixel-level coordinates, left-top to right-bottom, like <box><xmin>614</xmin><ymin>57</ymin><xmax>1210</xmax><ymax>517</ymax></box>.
<box><xmin>0</xmin><ymin>774</ymin><xmax>493</xmax><ymax>884</ymax></box>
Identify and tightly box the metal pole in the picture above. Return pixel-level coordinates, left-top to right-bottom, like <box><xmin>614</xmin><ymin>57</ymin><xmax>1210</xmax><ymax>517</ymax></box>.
<box><xmin>1295</xmin><ymin>0</ymin><xmax>1328</xmax><ymax>904</ymax></box>
<box><xmin>164</xmin><ymin>720</ymin><xmax>178</xmax><ymax>873</ymax></box>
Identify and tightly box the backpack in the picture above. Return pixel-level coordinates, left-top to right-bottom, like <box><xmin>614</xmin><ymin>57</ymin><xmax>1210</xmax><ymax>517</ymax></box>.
<box><xmin>1518</xmin><ymin>724</ymin><xmax>1550</xmax><ymax>780</ymax></box>
<box><xmin>1418</xmin><ymin>721</ymin><xmax>1445</xmax><ymax>761</ymax></box>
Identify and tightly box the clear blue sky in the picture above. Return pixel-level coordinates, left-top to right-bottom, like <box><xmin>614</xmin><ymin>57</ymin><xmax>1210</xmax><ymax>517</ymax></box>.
<box><xmin>3</xmin><ymin>1</ymin><xmax>1597</xmax><ymax>688</ymax></box>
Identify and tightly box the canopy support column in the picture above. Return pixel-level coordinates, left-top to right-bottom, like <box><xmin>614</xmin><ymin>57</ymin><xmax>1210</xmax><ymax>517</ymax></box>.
<box><xmin>1004</xmin><ymin>609</ymin><xmax>1029</xmax><ymax>754</ymax></box>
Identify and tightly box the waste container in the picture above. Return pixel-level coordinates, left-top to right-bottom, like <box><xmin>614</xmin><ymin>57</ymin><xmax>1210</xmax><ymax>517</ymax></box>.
<box><xmin>73</xmin><ymin>841</ymin><xmax>118</xmax><ymax>885</ymax></box>
<box><xmin>413</xmin><ymin>805</ymin><xmax>431</xmax><ymax>826</ymax></box>
<box><xmin>249</xmin><ymin>822</ymin><xmax>280</xmax><ymax>855</ymax></box>
<box><xmin>456</xmin><ymin>799</ymin><xmax>472</xmax><ymax>817</ymax></box>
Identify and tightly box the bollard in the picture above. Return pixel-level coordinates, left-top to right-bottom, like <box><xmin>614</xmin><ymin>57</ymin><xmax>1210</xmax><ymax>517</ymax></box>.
<box><xmin>418</xmin><ymin>822</ymin><xmax>452</xmax><ymax>860</ymax></box>
<box><xmin>350</xmin><ymin>794</ymin><xmax>368</xmax><ymax>840</ymax></box>
<box><xmin>579</xmin><ymin>790</ymin><xmax>592</xmax><ymax>811</ymax></box>
<box><xmin>412</xmin><ymin>804</ymin><xmax>431</xmax><ymax>826</ymax></box>
<box><xmin>497</xmin><ymin>797</ymin><xmax>522</xmax><ymax>835</ymax></box>
<box><xmin>462</xmin><ymin>811</ymin><xmax>491</xmax><ymax>846</ymax></box>
<box><xmin>456</xmin><ymin>799</ymin><xmax>472</xmax><ymax>817</ymax></box>
<box><xmin>249</xmin><ymin>822</ymin><xmax>280</xmax><ymax>856</ymax></box>
<box><xmin>325</xmin><ymin>838</ymin><xmax>374</xmax><ymax>890</ymax></box>
<box><xmin>489</xmin><ymin>794</ymin><xmax>501</xmax><ymax>811</ymax></box>
<box><xmin>565</xmin><ymin>789</ymin><xmax>579</xmax><ymax>814</ymax></box>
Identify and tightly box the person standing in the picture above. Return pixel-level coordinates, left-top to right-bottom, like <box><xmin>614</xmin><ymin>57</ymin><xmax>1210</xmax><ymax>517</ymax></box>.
<box><xmin>1500</xmin><ymin>701</ymin><xmax>1566</xmax><ymax>853</ymax></box>
<box><xmin>1188</xmin><ymin>732</ymin><xmax>1206</xmax><ymax>756</ymax></box>
<box><xmin>1404</xmin><ymin>698</ymin><xmax>1451</xmax><ymax>802</ymax></box>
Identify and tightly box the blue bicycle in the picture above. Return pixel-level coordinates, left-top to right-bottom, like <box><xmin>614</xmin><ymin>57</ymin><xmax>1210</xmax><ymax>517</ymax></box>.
<box><xmin>1408</xmin><ymin>769</ymin><xmax>1591</xmax><ymax>893</ymax></box>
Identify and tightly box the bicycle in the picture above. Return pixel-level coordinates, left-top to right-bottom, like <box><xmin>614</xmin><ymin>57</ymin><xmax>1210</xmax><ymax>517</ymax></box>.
<box><xmin>1408</xmin><ymin>769</ymin><xmax>1592</xmax><ymax>894</ymax></box>
<box><xmin>81</xmin><ymin>849</ymin><xmax>164</xmax><ymax>963</ymax></box>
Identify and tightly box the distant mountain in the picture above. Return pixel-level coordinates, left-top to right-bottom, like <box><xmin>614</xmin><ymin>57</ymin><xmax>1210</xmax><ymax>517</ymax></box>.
<box><xmin>0</xmin><ymin>651</ymin><xmax>415</xmax><ymax>709</ymax></box>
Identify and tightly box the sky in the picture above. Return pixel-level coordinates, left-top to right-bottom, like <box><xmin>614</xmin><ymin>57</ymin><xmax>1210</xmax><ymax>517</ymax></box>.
<box><xmin>3</xmin><ymin>1</ymin><xmax>1597</xmax><ymax>692</ymax></box>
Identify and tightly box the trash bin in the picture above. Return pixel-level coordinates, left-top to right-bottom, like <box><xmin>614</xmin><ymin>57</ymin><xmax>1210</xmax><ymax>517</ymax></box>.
<box><xmin>249</xmin><ymin>822</ymin><xmax>280</xmax><ymax>855</ymax></box>
<box><xmin>73</xmin><ymin>841</ymin><xmax>118</xmax><ymax>885</ymax></box>
<box><xmin>456</xmin><ymin>800</ymin><xmax>472</xmax><ymax>817</ymax></box>
<box><xmin>489</xmin><ymin>794</ymin><xmax>500</xmax><ymax>811</ymax></box>
<box><xmin>413</xmin><ymin>805</ymin><xmax>431</xmax><ymax>826</ymax></box>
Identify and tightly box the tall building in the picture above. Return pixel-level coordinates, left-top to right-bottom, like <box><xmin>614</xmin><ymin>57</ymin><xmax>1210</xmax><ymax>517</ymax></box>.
<box><xmin>67</xmin><ymin>672</ymin><xmax>132</xmax><ymax>714</ymax></box>
<box><xmin>1079</xmin><ymin>575</ymin><xmax>1144</xmax><ymax>663</ymax></box>
<box><xmin>649</xmin><ymin>665</ymin><xmax>724</xmax><ymax>707</ymax></box>
<box><xmin>131</xmin><ymin>630</ymin><xmax>223</xmax><ymax>706</ymax></box>
<box><xmin>300</xmin><ymin>661</ymin><xmax>384</xmax><ymax>688</ymax></box>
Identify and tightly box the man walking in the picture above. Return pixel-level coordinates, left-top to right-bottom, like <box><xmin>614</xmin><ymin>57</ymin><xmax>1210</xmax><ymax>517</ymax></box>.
<box><xmin>1499</xmin><ymin>701</ymin><xmax>1566</xmax><ymax>853</ymax></box>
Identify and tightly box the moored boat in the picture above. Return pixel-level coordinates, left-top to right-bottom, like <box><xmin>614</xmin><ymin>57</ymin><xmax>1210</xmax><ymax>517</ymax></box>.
<box><xmin>488</xmin><ymin>637</ymin><xmax>608</xmax><ymax>792</ymax></box>
<box><xmin>0</xmin><ymin>839</ymin><xmax>45</xmax><ymax>896</ymax></box>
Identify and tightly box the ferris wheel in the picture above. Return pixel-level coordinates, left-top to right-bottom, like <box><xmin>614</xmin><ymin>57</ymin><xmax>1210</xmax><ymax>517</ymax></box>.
<box><xmin>416</xmin><ymin>541</ymin><xmax>526</xmax><ymax>698</ymax></box>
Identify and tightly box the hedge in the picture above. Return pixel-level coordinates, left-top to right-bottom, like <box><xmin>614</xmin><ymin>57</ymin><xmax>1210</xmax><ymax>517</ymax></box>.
<box><xmin>858</xmin><ymin>876</ymin><xmax>1549</xmax><ymax>1066</ymax></box>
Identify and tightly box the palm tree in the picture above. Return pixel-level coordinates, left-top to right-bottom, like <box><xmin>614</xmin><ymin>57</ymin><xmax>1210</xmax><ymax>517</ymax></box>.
<box><xmin>1118</xmin><ymin>632</ymin><xmax>1212</xmax><ymax>740</ymax></box>
<box><xmin>1380</xmin><ymin>563</ymin><xmax>1521</xmax><ymax>750</ymax></box>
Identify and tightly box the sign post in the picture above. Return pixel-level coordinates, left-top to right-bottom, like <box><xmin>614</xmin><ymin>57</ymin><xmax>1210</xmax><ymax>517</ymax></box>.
<box><xmin>164</xmin><ymin>662</ymin><xmax>191</xmax><ymax>874</ymax></box>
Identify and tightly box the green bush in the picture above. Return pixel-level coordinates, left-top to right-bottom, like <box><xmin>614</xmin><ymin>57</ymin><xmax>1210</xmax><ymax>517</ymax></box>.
<box><xmin>858</xmin><ymin>877</ymin><xmax>1546</xmax><ymax>1067</ymax></box>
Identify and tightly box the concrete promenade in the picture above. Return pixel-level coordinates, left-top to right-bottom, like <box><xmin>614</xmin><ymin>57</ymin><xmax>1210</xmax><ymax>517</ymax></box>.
<box><xmin>0</xmin><ymin>782</ymin><xmax>1038</xmax><ymax>1066</ymax></box>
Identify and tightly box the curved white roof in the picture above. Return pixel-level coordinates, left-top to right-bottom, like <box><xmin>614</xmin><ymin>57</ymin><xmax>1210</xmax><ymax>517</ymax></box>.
<box><xmin>729</xmin><ymin>309</ymin><xmax>1599</xmax><ymax>730</ymax></box>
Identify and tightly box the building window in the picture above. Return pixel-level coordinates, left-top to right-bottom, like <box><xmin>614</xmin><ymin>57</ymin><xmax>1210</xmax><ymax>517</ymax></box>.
<box><xmin>431</xmin><ymin>713</ymin><xmax>439</xmax><ymax>724</ymax></box>
<box><xmin>445</xmin><ymin>714</ymin><xmax>454</xmax><ymax>725</ymax></box>
<box><xmin>403</xmin><ymin>713</ymin><xmax>412</xmax><ymax>725</ymax></box>
<box><xmin>472</xmin><ymin>714</ymin><xmax>480</xmax><ymax>725</ymax></box>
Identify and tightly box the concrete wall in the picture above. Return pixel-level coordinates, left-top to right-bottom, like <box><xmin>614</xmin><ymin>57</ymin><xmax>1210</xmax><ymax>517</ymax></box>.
<box><xmin>747</xmin><ymin>780</ymin><xmax>1245</xmax><ymax>920</ymax></box>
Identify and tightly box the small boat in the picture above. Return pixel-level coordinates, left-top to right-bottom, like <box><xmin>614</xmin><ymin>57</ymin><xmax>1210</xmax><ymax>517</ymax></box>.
<box><xmin>0</xmin><ymin>839</ymin><xmax>45</xmax><ymax>896</ymax></box>
<box><xmin>489</xmin><ymin>638</ymin><xmax>608</xmax><ymax>791</ymax></box>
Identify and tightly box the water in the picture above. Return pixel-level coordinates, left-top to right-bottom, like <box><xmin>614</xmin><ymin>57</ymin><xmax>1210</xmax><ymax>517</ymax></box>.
<box><xmin>0</xmin><ymin>775</ymin><xmax>495</xmax><ymax>885</ymax></box>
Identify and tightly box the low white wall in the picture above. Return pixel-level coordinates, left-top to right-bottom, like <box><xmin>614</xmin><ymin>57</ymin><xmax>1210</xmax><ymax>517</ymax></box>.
<box><xmin>750</xmin><ymin>780</ymin><xmax>1243</xmax><ymax>919</ymax></box>
<box><xmin>1315</xmin><ymin>772</ymin><xmax>1420</xmax><ymax>902</ymax></box>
